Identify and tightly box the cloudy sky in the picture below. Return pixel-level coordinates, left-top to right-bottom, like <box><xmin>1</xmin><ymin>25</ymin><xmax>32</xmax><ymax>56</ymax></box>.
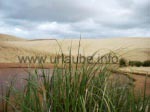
<box><xmin>0</xmin><ymin>0</ymin><xmax>149</xmax><ymax>39</ymax></box>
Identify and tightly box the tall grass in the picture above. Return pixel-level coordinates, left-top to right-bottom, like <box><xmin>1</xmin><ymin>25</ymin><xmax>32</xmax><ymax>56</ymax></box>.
<box><xmin>0</xmin><ymin>40</ymin><xmax>150</xmax><ymax>112</ymax></box>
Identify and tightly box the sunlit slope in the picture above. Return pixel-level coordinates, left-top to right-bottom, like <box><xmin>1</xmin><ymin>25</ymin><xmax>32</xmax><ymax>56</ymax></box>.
<box><xmin>0</xmin><ymin>41</ymin><xmax>47</xmax><ymax>62</ymax></box>
<box><xmin>0</xmin><ymin>34</ymin><xmax>149</xmax><ymax>62</ymax></box>
<box><xmin>0</xmin><ymin>34</ymin><xmax>26</xmax><ymax>41</ymax></box>
<box><xmin>7</xmin><ymin>38</ymin><xmax>150</xmax><ymax>61</ymax></box>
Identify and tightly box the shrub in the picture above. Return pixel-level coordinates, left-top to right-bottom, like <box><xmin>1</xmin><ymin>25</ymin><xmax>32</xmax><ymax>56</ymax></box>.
<box><xmin>135</xmin><ymin>61</ymin><xmax>142</xmax><ymax>67</ymax></box>
<box><xmin>129</xmin><ymin>60</ymin><xmax>150</xmax><ymax>67</ymax></box>
<box><xmin>134</xmin><ymin>61</ymin><xmax>143</xmax><ymax>67</ymax></box>
<box><xmin>119</xmin><ymin>58</ymin><xmax>126</xmax><ymax>67</ymax></box>
<box><xmin>129</xmin><ymin>61</ymin><xmax>134</xmax><ymax>66</ymax></box>
<box><xmin>143</xmin><ymin>60</ymin><xmax>150</xmax><ymax>67</ymax></box>
<box><xmin>129</xmin><ymin>61</ymin><xmax>143</xmax><ymax>67</ymax></box>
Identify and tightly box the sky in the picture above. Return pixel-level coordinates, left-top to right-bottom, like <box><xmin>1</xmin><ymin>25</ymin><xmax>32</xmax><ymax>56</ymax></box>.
<box><xmin>0</xmin><ymin>0</ymin><xmax>149</xmax><ymax>39</ymax></box>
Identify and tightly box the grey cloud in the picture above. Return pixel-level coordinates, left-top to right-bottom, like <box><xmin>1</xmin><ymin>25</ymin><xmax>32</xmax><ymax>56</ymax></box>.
<box><xmin>1</xmin><ymin>0</ymin><xmax>96</xmax><ymax>22</ymax></box>
<box><xmin>133</xmin><ymin>2</ymin><xmax>150</xmax><ymax>24</ymax></box>
<box><xmin>0</xmin><ymin>0</ymin><xmax>149</xmax><ymax>38</ymax></box>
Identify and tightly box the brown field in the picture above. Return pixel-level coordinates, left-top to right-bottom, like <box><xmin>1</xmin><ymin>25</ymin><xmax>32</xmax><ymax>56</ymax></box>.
<box><xmin>119</xmin><ymin>67</ymin><xmax>150</xmax><ymax>76</ymax></box>
<box><xmin>0</xmin><ymin>34</ymin><xmax>150</xmax><ymax>63</ymax></box>
<box><xmin>0</xmin><ymin>34</ymin><xmax>25</xmax><ymax>41</ymax></box>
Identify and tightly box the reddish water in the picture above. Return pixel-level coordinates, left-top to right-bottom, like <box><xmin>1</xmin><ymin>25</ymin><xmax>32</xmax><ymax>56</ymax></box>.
<box><xmin>0</xmin><ymin>68</ymin><xmax>149</xmax><ymax>95</ymax></box>
<box><xmin>0</xmin><ymin>68</ymin><xmax>52</xmax><ymax>94</ymax></box>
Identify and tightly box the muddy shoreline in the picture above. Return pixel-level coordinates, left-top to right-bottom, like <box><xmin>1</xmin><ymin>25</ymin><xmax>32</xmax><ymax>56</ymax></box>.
<box><xmin>0</xmin><ymin>68</ymin><xmax>149</xmax><ymax>95</ymax></box>
<box><xmin>0</xmin><ymin>63</ymin><xmax>150</xmax><ymax>96</ymax></box>
<box><xmin>0</xmin><ymin>66</ymin><xmax>150</xmax><ymax>111</ymax></box>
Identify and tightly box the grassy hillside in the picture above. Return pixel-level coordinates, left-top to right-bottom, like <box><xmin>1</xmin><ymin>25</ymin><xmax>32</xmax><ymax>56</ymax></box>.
<box><xmin>0</xmin><ymin>34</ymin><xmax>150</xmax><ymax>62</ymax></box>
<box><xmin>0</xmin><ymin>41</ymin><xmax>49</xmax><ymax>63</ymax></box>
<box><xmin>0</xmin><ymin>34</ymin><xmax>26</xmax><ymax>41</ymax></box>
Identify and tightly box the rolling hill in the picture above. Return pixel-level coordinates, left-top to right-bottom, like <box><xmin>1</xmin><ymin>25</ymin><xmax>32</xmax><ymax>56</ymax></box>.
<box><xmin>0</xmin><ymin>34</ymin><xmax>149</xmax><ymax>62</ymax></box>
<box><xmin>0</xmin><ymin>34</ymin><xmax>26</xmax><ymax>41</ymax></box>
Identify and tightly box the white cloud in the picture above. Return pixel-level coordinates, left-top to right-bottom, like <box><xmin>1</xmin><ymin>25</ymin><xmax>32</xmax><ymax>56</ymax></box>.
<box><xmin>37</xmin><ymin>22</ymin><xmax>72</xmax><ymax>33</ymax></box>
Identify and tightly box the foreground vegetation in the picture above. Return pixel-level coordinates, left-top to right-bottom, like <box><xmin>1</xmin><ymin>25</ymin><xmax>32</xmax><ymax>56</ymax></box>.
<box><xmin>1</xmin><ymin>63</ymin><xmax>150</xmax><ymax>112</ymax></box>
<box><xmin>0</xmin><ymin>42</ymin><xmax>150</xmax><ymax>112</ymax></box>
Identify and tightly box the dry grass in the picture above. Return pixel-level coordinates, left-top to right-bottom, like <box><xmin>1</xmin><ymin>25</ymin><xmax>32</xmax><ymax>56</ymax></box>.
<box><xmin>0</xmin><ymin>34</ymin><xmax>25</xmax><ymax>41</ymax></box>
<box><xmin>119</xmin><ymin>67</ymin><xmax>150</xmax><ymax>76</ymax></box>
<box><xmin>0</xmin><ymin>41</ymin><xmax>50</xmax><ymax>63</ymax></box>
<box><xmin>120</xmin><ymin>67</ymin><xmax>150</xmax><ymax>73</ymax></box>
<box><xmin>0</xmin><ymin>34</ymin><xmax>150</xmax><ymax>63</ymax></box>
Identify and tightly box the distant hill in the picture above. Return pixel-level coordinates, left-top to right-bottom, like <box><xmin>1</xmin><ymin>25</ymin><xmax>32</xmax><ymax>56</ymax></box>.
<box><xmin>0</xmin><ymin>34</ymin><xmax>149</xmax><ymax>62</ymax></box>
<box><xmin>0</xmin><ymin>34</ymin><xmax>26</xmax><ymax>41</ymax></box>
